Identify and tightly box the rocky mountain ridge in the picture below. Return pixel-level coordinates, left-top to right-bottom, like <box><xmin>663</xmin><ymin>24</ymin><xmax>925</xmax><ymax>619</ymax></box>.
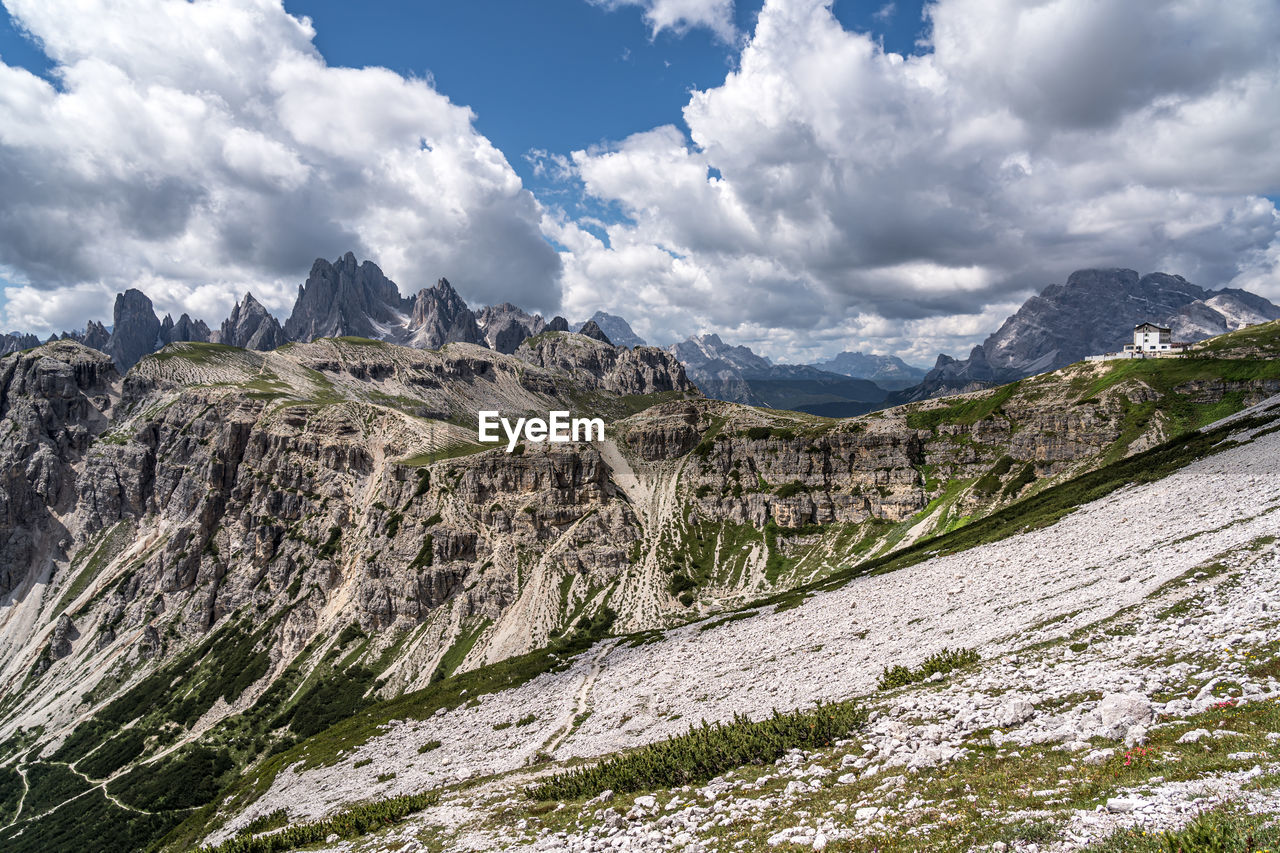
<box><xmin>811</xmin><ymin>350</ymin><xmax>927</xmax><ymax>390</ymax></box>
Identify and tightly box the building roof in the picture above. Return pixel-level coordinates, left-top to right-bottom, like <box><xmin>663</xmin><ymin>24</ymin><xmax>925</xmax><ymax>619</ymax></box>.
<box><xmin>1134</xmin><ymin>322</ymin><xmax>1171</xmax><ymax>333</ymax></box>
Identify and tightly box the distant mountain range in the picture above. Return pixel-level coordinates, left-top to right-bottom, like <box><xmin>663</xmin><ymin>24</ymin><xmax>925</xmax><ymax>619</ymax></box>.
<box><xmin>895</xmin><ymin>269</ymin><xmax>1280</xmax><ymax>402</ymax></box>
<box><xmin>5</xmin><ymin>259</ymin><xmax>1276</xmax><ymax>414</ymax></box>
<box><xmin>667</xmin><ymin>334</ymin><xmax>892</xmax><ymax>417</ymax></box>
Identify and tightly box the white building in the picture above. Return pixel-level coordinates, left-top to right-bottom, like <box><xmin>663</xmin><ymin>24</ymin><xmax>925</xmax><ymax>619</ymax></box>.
<box><xmin>1123</xmin><ymin>323</ymin><xmax>1188</xmax><ymax>354</ymax></box>
<box><xmin>1086</xmin><ymin>322</ymin><xmax>1191</xmax><ymax>362</ymax></box>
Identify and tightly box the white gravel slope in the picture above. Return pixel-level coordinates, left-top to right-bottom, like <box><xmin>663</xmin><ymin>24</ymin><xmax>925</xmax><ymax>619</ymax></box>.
<box><xmin>214</xmin><ymin>416</ymin><xmax>1280</xmax><ymax>843</ymax></box>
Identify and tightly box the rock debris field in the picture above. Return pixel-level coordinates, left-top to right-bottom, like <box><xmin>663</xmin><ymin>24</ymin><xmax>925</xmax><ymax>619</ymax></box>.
<box><xmin>217</xmin><ymin>410</ymin><xmax>1280</xmax><ymax>851</ymax></box>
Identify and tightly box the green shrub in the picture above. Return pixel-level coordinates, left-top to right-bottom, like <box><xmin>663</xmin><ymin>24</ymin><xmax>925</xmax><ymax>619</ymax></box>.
<box><xmin>417</xmin><ymin>740</ymin><xmax>441</xmax><ymax>754</ymax></box>
<box><xmin>526</xmin><ymin>701</ymin><xmax>866</xmax><ymax>801</ymax></box>
<box><xmin>198</xmin><ymin>789</ymin><xmax>439</xmax><ymax>853</ymax></box>
<box><xmin>1002</xmin><ymin>463</ymin><xmax>1036</xmax><ymax>497</ymax></box>
<box><xmin>1161</xmin><ymin>811</ymin><xmax>1254</xmax><ymax>852</ymax></box>
<box><xmin>409</xmin><ymin>534</ymin><xmax>434</xmax><ymax>570</ymax></box>
<box><xmin>237</xmin><ymin>809</ymin><xmax>287</xmax><ymax>837</ymax></box>
<box><xmin>336</xmin><ymin>622</ymin><xmax>367</xmax><ymax>647</ymax></box>
<box><xmin>974</xmin><ymin>458</ymin><xmax>1014</xmax><ymax>495</ymax></box>
<box><xmin>774</xmin><ymin>481</ymin><xmax>808</xmax><ymax>499</ymax></box>
<box><xmin>878</xmin><ymin>647</ymin><xmax>980</xmax><ymax>689</ymax></box>
<box><xmin>317</xmin><ymin>526</ymin><xmax>342</xmax><ymax>559</ymax></box>
<box><xmin>668</xmin><ymin>573</ymin><xmax>696</xmax><ymax>597</ymax></box>
<box><xmin>108</xmin><ymin>745</ymin><xmax>234</xmax><ymax>812</ymax></box>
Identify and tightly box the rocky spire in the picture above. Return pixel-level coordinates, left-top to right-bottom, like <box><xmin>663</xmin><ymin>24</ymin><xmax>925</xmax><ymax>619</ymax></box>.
<box><xmin>105</xmin><ymin>288</ymin><xmax>162</xmax><ymax>371</ymax></box>
<box><xmin>283</xmin><ymin>252</ymin><xmax>411</xmax><ymax>343</ymax></box>
<box><xmin>476</xmin><ymin>302</ymin><xmax>545</xmax><ymax>354</ymax></box>
<box><xmin>406</xmin><ymin>277</ymin><xmax>484</xmax><ymax>349</ymax></box>
<box><xmin>220</xmin><ymin>292</ymin><xmax>286</xmax><ymax>351</ymax></box>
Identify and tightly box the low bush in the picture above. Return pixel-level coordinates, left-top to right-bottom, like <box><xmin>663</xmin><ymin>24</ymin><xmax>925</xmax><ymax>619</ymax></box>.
<box><xmin>198</xmin><ymin>789</ymin><xmax>439</xmax><ymax>853</ymax></box>
<box><xmin>526</xmin><ymin>701</ymin><xmax>867</xmax><ymax>802</ymax></box>
<box><xmin>774</xmin><ymin>481</ymin><xmax>808</xmax><ymax>499</ymax></box>
<box><xmin>878</xmin><ymin>647</ymin><xmax>980</xmax><ymax>689</ymax></box>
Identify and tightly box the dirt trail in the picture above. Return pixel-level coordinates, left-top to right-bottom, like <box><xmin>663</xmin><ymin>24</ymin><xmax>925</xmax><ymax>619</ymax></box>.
<box><xmin>5</xmin><ymin>766</ymin><xmax>28</xmax><ymax>828</ymax></box>
<box><xmin>540</xmin><ymin>641</ymin><xmax>614</xmax><ymax>757</ymax></box>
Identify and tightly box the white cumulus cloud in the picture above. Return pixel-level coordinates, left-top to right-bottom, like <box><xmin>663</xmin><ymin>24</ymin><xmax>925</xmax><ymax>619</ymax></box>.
<box><xmin>557</xmin><ymin>0</ymin><xmax>1280</xmax><ymax>362</ymax></box>
<box><xmin>588</xmin><ymin>0</ymin><xmax>739</xmax><ymax>44</ymax></box>
<box><xmin>0</xmin><ymin>0</ymin><xmax>560</xmax><ymax>335</ymax></box>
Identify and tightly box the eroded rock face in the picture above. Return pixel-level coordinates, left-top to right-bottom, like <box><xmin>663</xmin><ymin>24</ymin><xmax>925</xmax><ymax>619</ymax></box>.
<box><xmin>0</xmin><ymin>332</ymin><xmax>40</xmax><ymax>355</ymax></box>
<box><xmin>161</xmin><ymin>313</ymin><xmax>212</xmax><ymax>346</ymax></box>
<box><xmin>623</xmin><ymin>404</ymin><xmax>928</xmax><ymax>526</ymax></box>
<box><xmin>105</xmin><ymin>288</ymin><xmax>164</xmax><ymax>371</ymax></box>
<box><xmin>285</xmin><ymin>252</ymin><xmax>412</xmax><ymax>343</ymax></box>
<box><xmin>406</xmin><ymin>278</ymin><xmax>485</xmax><ymax>350</ymax></box>
<box><xmin>3</xmin><ymin>328</ymin><xmax>1277</xmax><ymax>815</ymax></box>
<box><xmin>0</xmin><ymin>342</ymin><xmax>118</xmax><ymax>595</ymax></box>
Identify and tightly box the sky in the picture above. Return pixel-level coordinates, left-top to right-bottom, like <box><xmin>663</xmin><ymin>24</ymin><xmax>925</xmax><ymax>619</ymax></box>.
<box><xmin>1</xmin><ymin>0</ymin><xmax>1278</xmax><ymax>366</ymax></box>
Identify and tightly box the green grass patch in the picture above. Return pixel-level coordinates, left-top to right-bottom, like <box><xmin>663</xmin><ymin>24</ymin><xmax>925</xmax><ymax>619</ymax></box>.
<box><xmin>400</xmin><ymin>442</ymin><xmax>488</xmax><ymax>467</ymax></box>
<box><xmin>904</xmin><ymin>383</ymin><xmax>1017</xmax><ymax>431</ymax></box>
<box><xmin>430</xmin><ymin>618</ymin><xmax>492</xmax><ymax>683</ymax></box>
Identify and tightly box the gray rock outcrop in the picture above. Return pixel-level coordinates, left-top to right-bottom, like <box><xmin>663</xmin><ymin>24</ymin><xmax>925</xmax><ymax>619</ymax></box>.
<box><xmin>160</xmin><ymin>312</ymin><xmax>212</xmax><ymax>346</ymax></box>
<box><xmin>1</xmin><ymin>332</ymin><xmax>40</xmax><ymax>355</ymax></box>
<box><xmin>578</xmin><ymin>319</ymin><xmax>613</xmax><ymax>345</ymax></box>
<box><xmin>406</xmin><ymin>277</ymin><xmax>485</xmax><ymax>349</ymax></box>
<box><xmin>284</xmin><ymin>252</ymin><xmax>411</xmax><ymax>343</ymax></box>
<box><xmin>477</xmin><ymin>302</ymin><xmax>545</xmax><ymax>354</ymax></box>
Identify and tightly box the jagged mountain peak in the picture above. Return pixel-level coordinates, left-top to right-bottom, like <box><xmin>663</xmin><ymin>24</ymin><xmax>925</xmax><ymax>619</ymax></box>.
<box><xmin>578</xmin><ymin>319</ymin><xmax>613</xmax><ymax>345</ymax></box>
<box><xmin>285</xmin><ymin>252</ymin><xmax>410</xmax><ymax>343</ymax></box>
<box><xmin>221</xmin><ymin>291</ymin><xmax>286</xmax><ymax>351</ymax></box>
<box><xmin>586</xmin><ymin>311</ymin><xmax>646</xmax><ymax>348</ymax></box>
<box><xmin>477</xmin><ymin>301</ymin><xmax>546</xmax><ymax>353</ymax></box>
